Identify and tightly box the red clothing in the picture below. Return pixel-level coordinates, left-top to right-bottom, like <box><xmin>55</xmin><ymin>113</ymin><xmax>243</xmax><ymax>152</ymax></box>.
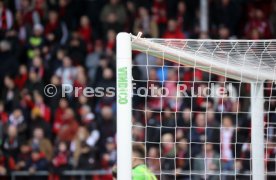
<box><xmin>0</xmin><ymin>156</ymin><xmax>16</xmax><ymax>171</ymax></box>
<box><xmin>0</xmin><ymin>112</ymin><xmax>8</xmax><ymax>124</ymax></box>
<box><xmin>245</xmin><ymin>19</ymin><xmax>271</xmax><ymax>39</ymax></box>
<box><xmin>45</xmin><ymin>21</ymin><xmax>59</xmax><ymax>35</ymax></box>
<box><xmin>152</xmin><ymin>0</ymin><xmax>167</xmax><ymax>25</ymax></box>
<box><xmin>21</xmin><ymin>10</ymin><xmax>35</xmax><ymax>26</ymax></box>
<box><xmin>162</xmin><ymin>30</ymin><xmax>185</xmax><ymax>39</ymax></box>
<box><xmin>73</xmin><ymin>80</ymin><xmax>86</xmax><ymax>97</ymax></box>
<box><xmin>53</xmin><ymin>108</ymin><xmax>66</xmax><ymax>135</ymax></box>
<box><xmin>58</xmin><ymin>118</ymin><xmax>79</xmax><ymax>142</ymax></box>
<box><xmin>182</xmin><ymin>69</ymin><xmax>203</xmax><ymax>90</ymax></box>
<box><xmin>52</xmin><ymin>152</ymin><xmax>68</xmax><ymax>167</ymax></box>
<box><xmin>78</xmin><ymin>27</ymin><xmax>92</xmax><ymax>44</ymax></box>
<box><xmin>14</xmin><ymin>74</ymin><xmax>28</xmax><ymax>90</ymax></box>
<box><xmin>106</xmin><ymin>40</ymin><xmax>115</xmax><ymax>51</ymax></box>
<box><xmin>0</xmin><ymin>8</ymin><xmax>8</xmax><ymax>30</ymax></box>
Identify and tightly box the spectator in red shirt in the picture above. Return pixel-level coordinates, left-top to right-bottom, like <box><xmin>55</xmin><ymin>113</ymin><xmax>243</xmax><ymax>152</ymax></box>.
<box><xmin>44</xmin><ymin>10</ymin><xmax>67</xmax><ymax>43</ymax></box>
<box><xmin>0</xmin><ymin>149</ymin><xmax>15</xmax><ymax>175</ymax></box>
<box><xmin>53</xmin><ymin>98</ymin><xmax>69</xmax><ymax>135</ymax></box>
<box><xmin>57</xmin><ymin>108</ymin><xmax>79</xmax><ymax>142</ymax></box>
<box><xmin>245</xmin><ymin>9</ymin><xmax>272</xmax><ymax>39</ymax></box>
<box><xmin>50</xmin><ymin>141</ymin><xmax>69</xmax><ymax>180</ymax></box>
<box><xmin>14</xmin><ymin>65</ymin><xmax>28</xmax><ymax>90</ymax></box>
<box><xmin>0</xmin><ymin>0</ymin><xmax>13</xmax><ymax>30</ymax></box>
<box><xmin>0</xmin><ymin>101</ymin><xmax>8</xmax><ymax>124</ymax></box>
<box><xmin>33</xmin><ymin>91</ymin><xmax>51</xmax><ymax>122</ymax></box>
<box><xmin>152</xmin><ymin>0</ymin><xmax>167</xmax><ymax>34</ymax></box>
<box><xmin>78</xmin><ymin>15</ymin><xmax>93</xmax><ymax>52</ymax></box>
<box><xmin>162</xmin><ymin>19</ymin><xmax>185</xmax><ymax>39</ymax></box>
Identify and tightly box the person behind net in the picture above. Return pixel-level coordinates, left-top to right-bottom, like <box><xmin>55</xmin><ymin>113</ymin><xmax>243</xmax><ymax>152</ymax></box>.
<box><xmin>113</xmin><ymin>144</ymin><xmax>157</xmax><ymax>180</ymax></box>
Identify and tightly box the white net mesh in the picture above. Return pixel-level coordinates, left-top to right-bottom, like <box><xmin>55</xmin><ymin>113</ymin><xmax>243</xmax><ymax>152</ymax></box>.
<box><xmin>130</xmin><ymin>37</ymin><xmax>276</xmax><ymax>180</ymax></box>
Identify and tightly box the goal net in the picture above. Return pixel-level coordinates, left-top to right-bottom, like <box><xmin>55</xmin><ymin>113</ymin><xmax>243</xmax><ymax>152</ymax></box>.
<box><xmin>116</xmin><ymin>32</ymin><xmax>276</xmax><ymax>180</ymax></box>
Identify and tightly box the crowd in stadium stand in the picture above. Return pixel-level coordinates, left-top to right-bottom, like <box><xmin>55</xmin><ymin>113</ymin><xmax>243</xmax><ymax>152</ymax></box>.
<box><xmin>0</xmin><ymin>0</ymin><xmax>275</xmax><ymax>179</ymax></box>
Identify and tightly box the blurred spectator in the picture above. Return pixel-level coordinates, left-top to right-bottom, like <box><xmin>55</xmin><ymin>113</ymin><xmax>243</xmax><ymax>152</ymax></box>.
<box><xmin>57</xmin><ymin>108</ymin><xmax>79</xmax><ymax>142</ymax></box>
<box><xmin>214</xmin><ymin>0</ymin><xmax>240</xmax><ymax>35</ymax></box>
<box><xmin>7</xmin><ymin>108</ymin><xmax>27</xmax><ymax>140</ymax></box>
<box><xmin>161</xmin><ymin>108</ymin><xmax>176</xmax><ymax>135</ymax></box>
<box><xmin>133</xmin><ymin>121</ymin><xmax>145</xmax><ymax>142</ymax></box>
<box><xmin>0</xmin><ymin>101</ymin><xmax>8</xmax><ymax>125</ymax></box>
<box><xmin>0</xmin><ymin>149</ymin><xmax>15</xmax><ymax>175</ymax></box>
<box><xmin>0</xmin><ymin>0</ymin><xmax>13</xmax><ymax>31</ymax></box>
<box><xmin>25</xmin><ymin>70</ymin><xmax>44</xmax><ymax>94</ymax></box>
<box><xmin>2</xmin><ymin>75</ymin><xmax>20</xmax><ymax>112</ymax></box>
<box><xmin>190</xmin><ymin>113</ymin><xmax>207</xmax><ymax>156</ymax></box>
<box><xmin>161</xmin><ymin>133</ymin><xmax>175</xmax><ymax>179</ymax></box>
<box><xmin>44</xmin><ymin>9</ymin><xmax>68</xmax><ymax>44</ymax></box>
<box><xmin>2</xmin><ymin>125</ymin><xmax>20</xmax><ymax>160</ymax></box>
<box><xmin>68</xmin><ymin>32</ymin><xmax>86</xmax><ymax>65</ymax></box>
<box><xmin>221</xmin><ymin>116</ymin><xmax>235</xmax><ymax>171</ymax></box>
<box><xmin>30</xmin><ymin>56</ymin><xmax>44</xmax><ymax>79</ymax></box>
<box><xmin>100</xmin><ymin>0</ymin><xmax>126</xmax><ymax>33</ymax></box>
<box><xmin>78</xmin><ymin>15</ymin><xmax>93</xmax><ymax>52</ymax></box>
<box><xmin>176</xmin><ymin>138</ymin><xmax>190</xmax><ymax>179</ymax></box>
<box><xmin>98</xmin><ymin>106</ymin><xmax>115</xmax><ymax>149</ymax></box>
<box><xmin>96</xmin><ymin>68</ymin><xmax>115</xmax><ymax>91</ymax></box>
<box><xmin>85</xmin><ymin>40</ymin><xmax>103</xmax><ymax>84</ymax></box>
<box><xmin>177</xmin><ymin>107</ymin><xmax>192</xmax><ymax>129</ymax></box>
<box><xmin>70</xmin><ymin>126</ymin><xmax>96</xmax><ymax>170</ymax></box>
<box><xmin>162</xmin><ymin>19</ymin><xmax>185</xmax><ymax>39</ymax></box>
<box><xmin>50</xmin><ymin>141</ymin><xmax>69</xmax><ymax>180</ymax></box>
<box><xmin>245</xmin><ymin>8</ymin><xmax>271</xmax><ymax>39</ymax></box>
<box><xmin>193</xmin><ymin>143</ymin><xmax>220</xmax><ymax>180</ymax></box>
<box><xmin>145</xmin><ymin>110</ymin><xmax>160</xmax><ymax>145</ymax></box>
<box><xmin>147</xmin><ymin>146</ymin><xmax>160</xmax><ymax>174</ymax></box>
<box><xmin>73</xmin><ymin>67</ymin><xmax>87</xmax><ymax>97</ymax></box>
<box><xmin>218</xmin><ymin>25</ymin><xmax>230</xmax><ymax>39</ymax></box>
<box><xmin>50</xmin><ymin>47</ymin><xmax>66</xmax><ymax>74</ymax></box>
<box><xmin>164</xmin><ymin>68</ymin><xmax>178</xmax><ymax>110</ymax></box>
<box><xmin>176</xmin><ymin>1</ymin><xmax>191</xmax><ymax>34</ymax></box>
<box><xmin>33</xmin><ymin>91</ymin><xmax>51</xmax><ymax>122</ymax></box>
<box><xmin>53</xmin><ymin>98</ymin><xmax>69</xmax><ymax>135</ymax></box>
<box><xmin>133</xmin><ymin>6</ymin><xmax>158</xmax><ymax>38</ymax></box>
<box><xmin>152</xmin><ymin>0</ymin><xmax>167</xmax><ymax>34</ymax></box>
<box><xmin>79</xmin><ymin>105</ymin><xmax>100</xmax><ymax>147</ymax></box>
<box><xmin>14</xmin><ymin>65</ymin><xmax>28</xmax><ymax>90</ymax></box>
<box><xmin>55</xmin><ymin>56</ymin><xmax>77</xmax><ymax>86</ymax></box>
<box><xmin>20</xmin><ymin>0</ymin><xmax>41</xmax><ymax>27</ymax></box>
<box><xmin>101</xmin><ymin>137</ymin><xmax>116</xmax><ymax>169</ymax></box>
<box><xmin>15</xmin><ymin>143</ymin><xmax>31</xmax><ymax>171</ymax></box>
<box><xmin>29</xmin><ymin>127</ymin><xmax>53</xmax><ymax>161</ymax></box>
<box><xmin>206</xmin><ymin>108</ymin><xmax>220</xmax><ymax>150</ymax></box>
<box><xmin>105</xmin><ymin>29</ymin><xmax>116</xmax><ymax>53</ymax></box>
<box><xmin>125</xmin><ymin>1</ymin><xmax>136</xmax><ymax>33</ymax></box>
<box><xmin>0</xmin><ymin>41</ymin><xmax>18</xmax><ymax>81</ymax></box>
<box><xmin>270</xmin><ymin>0</ymin><xmax>276</xmax><ymax>38</ymax></box>
<box><xmin>26</xmin><ymin>24</ymin><xmax>44</xmax><ymax>60</ymax></box>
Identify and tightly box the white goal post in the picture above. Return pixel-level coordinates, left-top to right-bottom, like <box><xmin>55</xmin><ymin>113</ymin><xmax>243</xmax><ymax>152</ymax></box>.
<box><xmin>116</xmin><ymin>32</ymin><xmax>276</xmax><ymax>180</ymax></box>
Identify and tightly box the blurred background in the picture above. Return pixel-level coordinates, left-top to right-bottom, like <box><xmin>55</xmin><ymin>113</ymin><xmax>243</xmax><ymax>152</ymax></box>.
<box><xmin>0</xmin><ymin>0</ymin><xmax>275</xmax><ymax>179</ymax></box>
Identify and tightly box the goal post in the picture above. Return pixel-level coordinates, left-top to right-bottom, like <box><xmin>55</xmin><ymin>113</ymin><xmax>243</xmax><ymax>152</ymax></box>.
<box><xmin>251</xmin><ymin>82</ymin><xmax>265</xmax><ymax>180</ymax></box>
<box><xmin>116</xmin><ymin>32</ymin><xmax>275</xmax><ymax>180</ymax></box>
<box><xmin>116</xmin><ymin>33</ymin><xmax>132</xmax><ymax>180</ymax></box>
